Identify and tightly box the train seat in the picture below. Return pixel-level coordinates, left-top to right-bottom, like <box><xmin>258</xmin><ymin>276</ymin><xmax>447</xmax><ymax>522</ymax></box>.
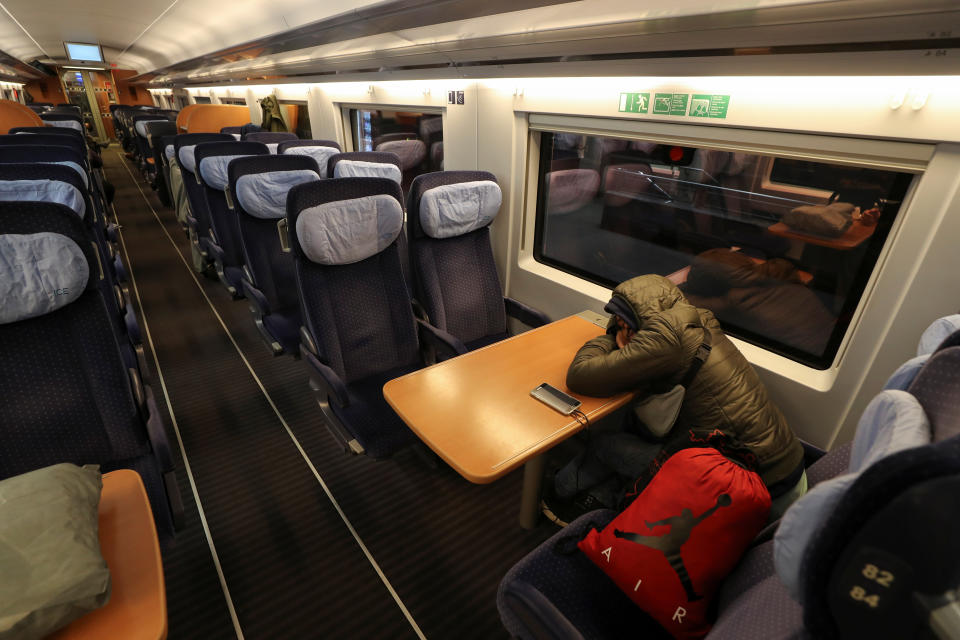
<box><xmin>0</xmin><ymin>99</ymin><xmax>43</xmax><ymax>133</ymax></box>
<box><xmin>195</xmin><ymin>141</ymin><xmax>270</xmax><ymax>296</ymax></box>
<box><xmin>497</xmin><ymin>339</ymin><xmax>960</xmax><ymax>640</ymax></box>
<box><xmin>0</xmin><ymin>202</ymin><xmax>182</xmax><ymax>544</ymax></box>
<box><xmin>376</xmin><ymin>139</ymin><xmax>426</xmax><ymax>171</ymax></box>
<box><xmin>144</xmin><ymin>121</ymin><xmax>177</xmax><ymax>205</ymax></box>
<box><xmin>173</xmin><ymin>133</ymin><xmax>236</xmax><ymax>271</ymax></box>
<box><xmin>132</xmin><ymin>115</ymin><xmax>172</xmax><ymax>169</ymax></box>
<box><xmin>244</xmin><ymin>131</ymin><xmax>298</xmax><ymax>153</ymax></box>
<box><xmin>544</xmin><ymin>168</ymin><xmax>600</xmax><ymax>215</ymax></box>
<box><xmin>227</xmin><ymin>154</ymin><xmax>322</xmax><ymax>355</ymax></box>
<box><xmin>278</xmin><ymin>139</ymin><xmax>341</xmax><ymax>177</ymax></box>
<box><xmin>39</xmin><ymin>111</ymin><xmax>84</xmax><ymax>133</ymax></box>
<box><xmin>287</xmin><ymin>177</ymin><xmax>425</xmax><ymax>458</ymax></box>
<box><xmin>406</xmin><ymin>170</ymin><xmax>550</xmax><ymax>358</ymax></box>
<box><xmin>220</xmin><ymin>126</ymin><xmax>243</xmax><ymax>139</ymax></box>
<box><xmin>328</xmin><ymin>151</ymin><xmax>402</xmax><ymax>184</ymax></box>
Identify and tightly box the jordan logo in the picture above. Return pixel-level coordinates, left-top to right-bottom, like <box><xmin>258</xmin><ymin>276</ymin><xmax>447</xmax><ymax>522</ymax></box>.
<box><xmin>614</xmin><ymin>494</ymin><xmax>732</xmax><ymax>602</ymax></box>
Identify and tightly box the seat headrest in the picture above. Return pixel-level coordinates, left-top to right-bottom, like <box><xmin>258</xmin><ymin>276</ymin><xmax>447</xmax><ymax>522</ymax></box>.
<box><xmin>266</xmin><ymin>143</ymin><xmax>279</xmax><ymax>154</ymax></box>
<box><xmin>0</xmin><ymin>180</ymin><xmax>85</xmax><ymax>219</ymax></box>
<box><xmin>135</xmin><ymin>119</ymin><xmax>168</xmax><ymax>138</ymax></box>
<box><xmin>295</xmin><ymin>194</ymin><xmax>403</xmax><ymax>265</ymax></box>
<box><xmin>199</xmin><ymin>155</ymin><xmax>250</xmax><ymax>190</ymax></box>
<box><xmin>230</xmin><ymin>133</ymin><xmax>241</xmax><ymax>140</ymax></box>
<box><xmin>164</xmin><ymin>145</ymin><xmax>175</xmax><ymax>163</ymax></box>
<box><xmin>0</xmin><ymin>231</ymin><xmax>89</xmax><ymax>324</ymax></box>
<box><xmin>281</xmin><ymin>146</ymin><xmax>339</xmax><ymax>177</ymax></box>
<box><xmin>774</xmin><ymin>390</ymin><xmax>931</xmax><ymax>601</ymax></box>
<box><xmin>376</xmin><ymin>139</ymin><xmax>426</xmax><ymax>171</ymax></box>
<box><xmin>333</xmin><ymin>160</ymin><xmax>402</xmax><ymax>184</ymax></box>
<box><xmin>177</xmin><ymin>146</ymin><xmax>197</xmax><ymax>173</ymax></box>
<box><xmin>43</xmin><ymin>120</ymin><xmax>83</xmax><ymax>132</ymax></box>
<box><xmin>917</xmin><ymin>314</ymin><xmax>960</xmax><ymax>356</ymax></box>
<box><xmin>418</xmin><ymin>180</ymin><xmax>501</xmax><ymax>239</ymax></box>
<box><xmin>236</xmin><ymin>170</ymin><xmax>321</xmax><ymax>219</ymax></box>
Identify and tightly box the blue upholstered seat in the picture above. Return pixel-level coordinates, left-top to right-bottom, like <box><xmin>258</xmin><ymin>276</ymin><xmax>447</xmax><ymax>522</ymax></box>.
<box><xmin>327</xmin><ymin>151</ymin><xmax>402</xmax><ymax>184</ymax></box>
<box><xmin>244</xmin><ymin>131</ymin><xmax>298</xmax><ymax>154</ymax></box>
<box><xmin>405</xmin><ymin>171</ymin><xmax>549</xmax><ymax>360</ymax></box>
<box><xmin>173</xmin><ymin>133</ymin><xmax>240</xmax><ymax>273</ymax></box>
<box><xmin>279</xmin><ymin>139</ymin><xmax>341</xmax><ymax>177</ymax></box>
<box><xmin>287</xmin><ymin>176</ymin><xmax>428</xmax><ymax>458</ymax></box>
<box><xmin>194</xmin><ymin>141</ymin><xmax>270</xmax><ymax>296</ymax></box>
<box><xmin>227</xmin><ymin>154</ymin><xmax>322</xmax><ymax>354</ymax></box>
<box><xmin>0</xmin><ymin>201</ymin><xmax>182</xmax><ymax>545</ymax></box>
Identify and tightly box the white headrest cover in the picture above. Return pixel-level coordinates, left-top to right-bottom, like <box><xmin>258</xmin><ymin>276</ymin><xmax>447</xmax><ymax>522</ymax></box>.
<box><xmin>164</xmin><ymin>145</ymin><xmax>175</xmax><ymax>162</ymax></box>
<box><xmin>0</xmin><ymin>180</ymin><xmax>86</xmax><ymax>219</ymax></box>
<box><xmin>45</xmin><ymin>162</ymin><xmax>88</xmax><ymax>190</ymax></box>
<box><xmin>266</xmin><ymin>143</ymin><xmax>279</xmax><ymax>154</ymax></box>
<box><xmin>178</xmin><ymin>146</ymin><xmax>197</xmax><ymax>173</ymax></box>
<box><xmin>282</xmin><ymin>146</ymin><xmax>339</xmax><ymax>177</ymax></box>
<box><xmin>199</xmin><ymin>154</ymin><xmax>248</xmax><ymax>190</ymax></box>
<box><xmin>235</xmin><ymin>170</ymin><xmax>320</xmax><ymax>220</ymax></box>
<box><xmin>420</xmin><ymin>181</ymin><xmax>502</xmax><ymax>239</ymax></box>
<box><xmin>296</xmin><ymin>195</ymin><xmax>403</xmax><ymax>265</ymax></box>
<box><xmin>376</xmin><ymin>140</ymin><xmax>426</xmax><ymax>171</ymax></box>
<box><xmin>333</xmin><ymin>160</ymin><xmax>402</xmax><ymax>184</ymax></box>
<box><xmin>45</xmin><ymin>120</ymin><xmax>83</xmax><ymax>132</ymax></box>
<box><xmin>0</xmin><ymin>232</ymin><xmax>89</xmax><ymax>324</ymax></box>
<box><xmin>135</xmin><ymin>119</ymin><xmax>167</xmax><ymax>138</ymax></box>
<box><xmin>230</xmin><ymin>133</ymin><xmax>242</xmax><ymax>141</ymax></box>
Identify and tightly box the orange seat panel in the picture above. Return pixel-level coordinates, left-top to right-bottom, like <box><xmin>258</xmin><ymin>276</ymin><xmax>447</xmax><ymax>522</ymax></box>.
<box><xmin>0</xmin><ymin>99</ymin><xmax>43</xmax><ymax>134</ymax></box>
<box><xmin>175</xmin><ymin>104</ymin><xmax>202</xmax><ymax>132</ymax></box>
<box><xmin>50</xmin><ymin>469</ymin><xmax>167</xmax><ymax>640</ymax></box>
<box><xmin>185</xmin><ymin>104</ymin><xmax>251</xmax><ymax>133</ymax></box>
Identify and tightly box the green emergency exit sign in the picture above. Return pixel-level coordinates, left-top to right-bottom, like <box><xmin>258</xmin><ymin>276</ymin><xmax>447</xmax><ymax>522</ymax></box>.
<box><xmin>690</xmin><ymin>94</ymin><xmax>731</xmax><ymax>118</ymax></box>
<box><xmin>618</xmin><ymin>92</ymin><xmax>650</xmax><ymax>113</ymax></box>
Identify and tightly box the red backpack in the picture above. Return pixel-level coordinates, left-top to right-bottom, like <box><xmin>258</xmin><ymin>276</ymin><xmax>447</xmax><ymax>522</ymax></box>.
<box><xmin>578</xmin><ymin>443</ymin><xmax>770</xmax><ymax>639</ymax></box>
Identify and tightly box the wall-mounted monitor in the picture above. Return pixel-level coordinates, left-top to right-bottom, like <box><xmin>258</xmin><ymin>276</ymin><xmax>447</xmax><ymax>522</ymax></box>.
<box><xmin>64</xmin><ymin>42</ymin><xmax>104</xmax><ymax>63</ymax></box>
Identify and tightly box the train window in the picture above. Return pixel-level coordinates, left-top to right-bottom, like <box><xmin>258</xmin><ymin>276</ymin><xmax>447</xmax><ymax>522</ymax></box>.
<box><xmin>349</xmin><ymin>108</ymin><xmax>442</xmax><ymax>188</ymax></box>
<box><xmin>279</xmin><ymin>101</ymin><xmax>311</xmax><ymax>139</ymax></box>
<box><xmin>194</xmin><ymin>96</ymin><xmax>211</xmax><ymax>104</ymax></box>
<box><xmin>220</xmin><ymin>97</ymin><xmax>246</xmax><ymax>106</ymax></box>
<box><xmin>532</xmin><ymin>132</ymin><xmax>914</xmax><ymax>369</ymax></box>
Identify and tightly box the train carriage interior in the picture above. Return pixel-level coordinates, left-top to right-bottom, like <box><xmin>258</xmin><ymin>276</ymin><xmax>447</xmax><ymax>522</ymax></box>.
<box><xmin>0</xmin><ymin>0</ymin><xmax>959</xmax><ymax>638</ymax></box>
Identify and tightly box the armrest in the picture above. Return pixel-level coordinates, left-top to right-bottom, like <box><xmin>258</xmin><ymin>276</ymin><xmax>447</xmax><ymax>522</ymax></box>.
<box><xmin>143</xmin><ymin>384</ymin><xmax>185</xmax><ymax>530</ymax></box>
<box><xmin>416</xmin><ymin>318</ymin><xmax>467</xmax><ymax>361</ymax></box>
<box><xmin>241</xmin><ymin>280</ymin><xmax>271</xmax><ymax>317</ymax></box>
<box><xmin>505</xmin><ymin>297</ymin><xmax>551</xmax><ymax>328</ymax></box>
<box><xmin>802</xmin><ymin>439</ymin><xmax>827</xmax><ymax>467</ymax></box>
<box><xmin>300</xmin><ymin>346</ymin><xmax>349</xmax><ymax>408</ymax></box>
<box><xmin>501</xmin><ymin>582</ymin><xmax>584</xmax><ymax>640</ymax></box>
<box><xmin>124</xmin><ymin>302</ymin><xmax>142</xmax><ymax>345</ymax></box>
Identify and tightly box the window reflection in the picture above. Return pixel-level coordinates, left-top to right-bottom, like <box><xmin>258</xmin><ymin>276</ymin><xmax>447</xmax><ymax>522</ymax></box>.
<box><xmin>350</xmin><ymin>109</ymin><xmax>443</xmax><ymax>192</ymax></box>
<box><xmin>534</xmin><ymin>132</ymin><xmax>913</xmax><ymax>368</ymax></box>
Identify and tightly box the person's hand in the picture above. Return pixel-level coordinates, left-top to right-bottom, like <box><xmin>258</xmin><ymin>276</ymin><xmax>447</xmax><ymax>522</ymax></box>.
<box><xmin>615</xmin><ymin>317</ymin><xmax>635</xmax><ymax>349</ymax></box>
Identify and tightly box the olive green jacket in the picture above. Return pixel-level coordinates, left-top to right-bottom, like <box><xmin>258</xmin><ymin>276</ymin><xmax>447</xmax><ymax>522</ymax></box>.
<box><xmin>567</xmin><ymin>275</ymin><xmax>803</xmax><ymax>488</ymax></box>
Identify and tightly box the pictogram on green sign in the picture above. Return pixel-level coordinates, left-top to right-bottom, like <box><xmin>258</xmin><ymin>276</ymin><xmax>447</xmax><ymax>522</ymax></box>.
<box><xmin>653</xmin><ymin>93</ymin><xmax>690</xmax><ymax>116</ymax></box>
<box><xmin>618</xmin><ymin>92</ymin><xmax>650</xmax><ymax>113</ymax></box>
<box><xmin>690</xmin><ymin>94</ymin><xmax>730</xmax><ymax>118</ymax></box>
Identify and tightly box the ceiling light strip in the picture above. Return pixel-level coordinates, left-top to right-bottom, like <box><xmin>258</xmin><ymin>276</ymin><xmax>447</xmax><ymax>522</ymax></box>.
<box><xmin>118</xmin><ymin>0</ymin><xmax>181</xmax><ymax>57</ymax></box>
<box><xmin>0</xmin><ymin>1</ymin><xmax>51</xmax><ymax>58</ymax></box>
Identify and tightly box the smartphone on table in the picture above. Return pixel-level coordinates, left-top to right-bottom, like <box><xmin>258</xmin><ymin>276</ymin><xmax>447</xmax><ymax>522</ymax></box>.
<box><xmin>530</xmin><ymin>382</ymin><xmax>582</xmax><ymax>415</ymax></box>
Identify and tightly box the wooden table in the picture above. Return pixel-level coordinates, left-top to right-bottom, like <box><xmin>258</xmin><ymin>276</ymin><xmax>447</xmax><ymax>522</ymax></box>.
<box><xmin>766</xmin><ymin>219</ymin><xmax>876</xmax><ymax>250</ymax></box>
<box><xmin>383</xmin><ymin>312</ymin><xmax>634</xmax><ymax>528</ymax></box>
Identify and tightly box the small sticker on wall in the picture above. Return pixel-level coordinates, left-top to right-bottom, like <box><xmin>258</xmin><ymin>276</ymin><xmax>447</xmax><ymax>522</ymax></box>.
<box><xmin>448</xmin><ymin>90</ymin><xmax>465</xmax><ymax>105</ymax></box>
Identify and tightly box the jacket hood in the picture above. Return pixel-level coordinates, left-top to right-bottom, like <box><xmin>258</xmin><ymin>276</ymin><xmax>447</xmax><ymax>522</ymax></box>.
<box><xmin>610</xmin><ymin>274</ymin><xmax>686</xmax><ymax>326</ymax></box>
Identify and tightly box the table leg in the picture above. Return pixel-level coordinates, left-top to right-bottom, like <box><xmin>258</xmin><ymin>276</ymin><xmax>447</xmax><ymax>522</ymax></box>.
<box><xmin>519</xmin><ymin>455</ymin><xmax>546</xmax><ymax>529</ymax></box>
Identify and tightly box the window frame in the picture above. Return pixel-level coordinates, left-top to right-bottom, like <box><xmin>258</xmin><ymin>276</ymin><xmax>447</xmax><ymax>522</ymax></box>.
<box><xmin>338</xmin><ymin>104</ymin><xmax>443</xmax><ymax>152</ymax></box>
<box><xmin>523</xmin><ymin>114</ymin><xmax>928</xmax><ymax>370</ymax></box>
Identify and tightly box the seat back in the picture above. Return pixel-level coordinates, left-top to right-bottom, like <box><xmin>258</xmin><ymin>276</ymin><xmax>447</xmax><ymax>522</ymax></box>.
<box><xmin>0</xmin><ymin>201</ymin><xmax>173</xmax><ymax>538</ymax></box>
<box><xmin>0</xmin><ymin>99</ymin><xmax>43</xmax><ymax>133</ymax></box>
<box><xmin>244</xmin><ymin>131</ymin><xmax>298</xmax><ymax>153</ymax></box>
<box><xmin>287</xmin><ymin>177</ymin><xmax>418</xmax><ymax>384</ymax></box>
<box><xmin>406</xmin><ymin>170</ymin><xmax>508</xmax><ymax>348</ymax></box>
<box><xmin>145</xmin><ymin>121</ymin><xmax>177</xmax><ymax>162</ymax></box>
<box><xmin>0</xmin><ymin>144</ymin><xmax>90</xmax><ymax>190</ymax></box>
<box><xmin>227</xmin><ymin>154</ymin><xmax>321</xmax><ymax>313</ymax></box>
<box><xmin>173</xmin><ymin>133</ymin><xmax>235</xmax><ymax>236</ymax></box>
<box><xmin>0</xmin><ymin>133</ymin><xmax>89</xmax><ymax>172</ymax></box>
<box><xmin>194</xmin><ymin>141</ymin><xmax>269</xmax><ymax>266</ymax></box>
<box><xmin>39</xmin><ymin>112</ymin><xmax>84</xmax><ymax>133</ymax></box>
<box><xmin>278</xmin><ymin>139</ymin><xmax>340</xmax><ymax>177</ymax></box>
<box><xmin>327</xmin><ymin>151</ymin><xmax>402</xmax><ymax>184</ymax></box>
<box><xmin>376</xmin><ymin>139</ymin><xmax>426</xmax><ymax>172</ymax></box>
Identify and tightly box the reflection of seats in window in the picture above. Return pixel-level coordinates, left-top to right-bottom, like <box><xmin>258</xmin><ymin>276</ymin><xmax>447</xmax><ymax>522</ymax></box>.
<box><xmin>544</xmin><ymin>168</ymin><xmax>600</xmax><ymax>215</ymax></box>
<box><xmin>682</xmin><ymin>248</ymin><xmax>834</xmax><ymax>357</ymax></box>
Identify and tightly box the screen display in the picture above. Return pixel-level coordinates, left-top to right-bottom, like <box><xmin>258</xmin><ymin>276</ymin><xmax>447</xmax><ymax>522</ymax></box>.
<box><xmin>64</xmin><ymin>42</ymin><xmax>103</xmax><ymax>62</ymax></box>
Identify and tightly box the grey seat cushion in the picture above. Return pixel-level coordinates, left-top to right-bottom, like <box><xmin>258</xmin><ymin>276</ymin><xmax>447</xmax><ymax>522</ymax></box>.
<box><xmin>0</xmin><ymin>464</ymin><xmax>111</xmax><ymax>639</ymax></box>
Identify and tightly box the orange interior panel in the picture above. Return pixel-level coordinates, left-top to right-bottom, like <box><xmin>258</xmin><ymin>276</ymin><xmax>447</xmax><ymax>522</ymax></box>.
<box><xmin>185</xmin><ymin>104</ymin><xmax>251</xmax><ymax>133</ymax></box>
<box><xmin>0</xmin><ymin>99</ymin><xmax>43</xmax><ymax>134</ymax></box>
<box><xmin>175</xmin><ymin>104</ymin><xmax>202</xmax><ymax>132</ymax></box>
